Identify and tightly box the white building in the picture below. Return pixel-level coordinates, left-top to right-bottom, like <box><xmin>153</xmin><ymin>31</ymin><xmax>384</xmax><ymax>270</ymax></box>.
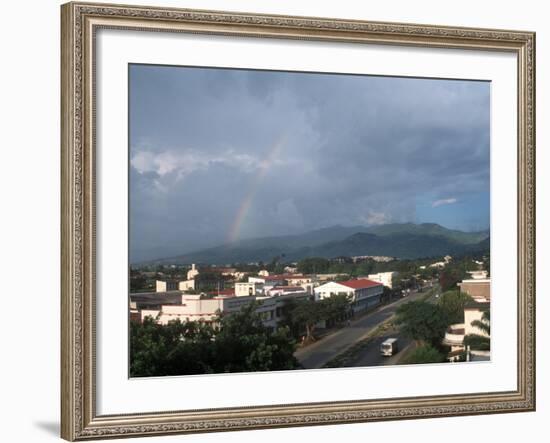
<box><xmin>316</xmin><ymin>273</ymin><xmax>346</xmax><ymax>282</ymax></box>
<box><xmin>178</xmin><ymin>279</ymin><xmax>195</xmax><ymax>291</ymax></box>
<box><xmin>284</xmin><ymin>275</ymin><xmax>316</xmax><ymax>294</ymax></box>
<box><xmin>444</xmin><ymin>277</ymin><xmax>491</xmax><ymax>362</ymax></box>
<box><xmin>314</xmin><ymin>279</ymin><xmax>384</xmax><ymax>313</ymax></box>
<box><xmin>140</xmin><ymin>290</ymin><xmax>308</xmax><ymax>331</ymax></box>
<box><xmin>156</xmin><ymin>278</ymin><xmax>195</xmax><ymax>292</ymax></box>
<box><xmin>458</xmin><ymin>277</ymin><xmax>491</xmax><ymax>302</ymax></box>
<box><xmin>444</xmin><ymin>301</ymin><xmax>490</xmax><ymax>362</ymax></box>
<box><xmin>235</xmin><ymin>281</ymin><xmax>264</xmax><ymax>297</ymax></box>
<box><xmin>187</xmin><ymin>263</ymin><xmax>199</xmax><ymax>280</ymax></box>
<box><xmin>155</xmin><ymin>279</ymin><xmax>179</xmax><ymax>292</ymax></box>
<box><xmin>285</xmin><ymin>275</ymin><xmax>314</xmax><ymax>286</ymax></box>
<box><xmin>351</xmin><ymin>255</ymin><xmax>394</xmax><ymax>263</ymax></box>
<box><xmin>366</xmin><ymin>271</ymin><xmax>398</xmax><ymax>289</ymax></box>
<box><xmin>232</xmin><ymin>271</ymin><xmax>248</xmax><ymax>281</ymax></box>
<box><xmin>248</xmin><ymin>274</ymin><xmax>288</xmax><ymax>289</ymax></box>
<box><xmin>267</xmin><ymin>286</ymin><xmax>307</xmax><ymax>297</ymax></box>
<box><xmin>467</xmin><ymin>270</ymin><xmax>489</xmax><ymax>280</ymax></box>
<box><xmin>156</xmin><ymin>264</ymin><xmax>200</xmax><ymax>293</ymax></box>
<box><xmin>141</xmin><ymin>293</ymin><xmax>255</xmax><ymax>325</ymax></box>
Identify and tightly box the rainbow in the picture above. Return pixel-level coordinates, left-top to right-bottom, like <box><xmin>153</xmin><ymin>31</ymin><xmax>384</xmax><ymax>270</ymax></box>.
<box><xmin>227</xmin><ymin>136</ymin><xmax>286</xmax><ymax>243</ymax></box>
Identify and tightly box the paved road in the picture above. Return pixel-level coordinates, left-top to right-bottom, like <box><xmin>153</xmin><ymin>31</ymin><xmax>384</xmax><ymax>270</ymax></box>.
<box><xmin>346</xmin><ymin>287</ymin><xmax>440</xmax><ymax>368</ymax></box>
<box><xmin>349</xmin><ymin>334</ymin><xmax>413</xmax><ymax>367</ymax></box>
<box><xmin>295</xmin><ymin>288</ymin><xmax>433</xmax><ymax>369</ymax></box>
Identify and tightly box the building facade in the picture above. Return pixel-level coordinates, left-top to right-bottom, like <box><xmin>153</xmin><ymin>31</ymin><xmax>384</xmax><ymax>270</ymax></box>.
<box><xmin>314</xmin><ymin>279</ymin><xmax>383</xmax><ymax>313</ymax></box>
<box><xmin>444</xmin><ymin>276</ymin><xmax>491</xmax><ymax>362</ymax></box>
<box><xmin>139</xmin><ymin>290</ymin><xmax>309</xmax><ymax>331</ymax></box>
<box><xmin>366</xmin><ymin>271</ymin><xmax>398</xmax><ymax>289</ymax></box>
<box><xmin>187</xmin><ymin>263</ymin><xmax>199</xmax><ymax>280</ymax></box>
<box><xmin>155</xmin><ymin>279</ymin><xmax>179</xmax><ymax>292</ymax></box>
<box><xmin>235</xmin><ymin>281</ymin><xmax>265</xmax><ymax>297</ymax></box>
<box><xmin>458</xmin><ymin>278</ymin><xmax>491</xmax><ymax>301</ymax></box>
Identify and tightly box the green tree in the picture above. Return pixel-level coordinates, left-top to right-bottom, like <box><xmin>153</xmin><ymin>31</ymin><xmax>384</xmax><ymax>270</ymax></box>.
<box><xmin>463</xmin><ymin>334</ymin><xmax>490</xmax><ymax>351</ymax></box>
<box><xmin>214</xmin><ymin>303</ymin><xmax>299</xmax><ymax>372</ymax></box>
<box><xmin>195</xmin><ymin>272</ymin><xmax>230</xmax><ymax>292</ymax></box>
<box><xmin>464</xmin><ymin>310</ymin><xmax>490</xmax><ymax>351</ymax></box>
<box><xmin>356</xmin><ymin>260</ymin><xmax>375</xmax><ymax>276</ymax></box>
<box><xmin>439</xmin><ymin>267</ymin><xmax>464</xmax><ymax>291</ymax></box>
<box><xmin>280</xmin><ymin>294</ymin><xmax>352</xmax><ymax>340</ymax></box>
<box><xmin>297</xmin><ymin>257</ymin><xmax>330</xmax><ymax>274</ymax></box>
<box><xmin>130</xmin><ymin>304</ymin><xmax>300</xmax><ymax>377</ymax></box>
<box><xmin>437</xmin><ymin>290</ymin><xmax>473</xmax><ymax>325</ymax></box>
<box><xmin>320</xmin><ymin>293</ymin><xmax>352</xmax><ymax>326</ymax></box>
<box><xmin>129</xmin><ymin>274</ymin><xmax>147</xmax><ymax>292</ymax></box>
<box><xmin>403</xmin><ymin>344</ymin><xmax>446</xmax><ymax>364</ymax></box>
<box><xmin>483</xmin><ymin>255</ymin><xmax>491</xmax><ymax>276</ymax></box>
<box><xmin>439</xmin><ymin>256</ymin><xmax>479</xmax><ymax>291</ymax></box>
<box><xmin>266</xmin><ymin>255</ymin><xmax>286</xmax><ymax>274</ymax></box>
<box><xmin>286</xmin><ymin>298</ymin><xmax>326</xmax><ymax>343</ymax></box>
<box><xmin>277</xmin><ymin>298</ymin><xmax>303</xmax><ymax>339</ymax></box>
<box><xmin>130</xmin><ymin>316</ymin><xmax>216</xmax><ymax>376</ymax></box>
<box><xmin>391</xmin><ymin>273</ymin><xmax>402</xmax><ymax>290</ymax></box>
<box><xmin>471</xmin><ymin>310</ymin><xmax>490</xmax><ymax>334</ymax></box>
<box><xmin>395</xmin><ymin>301</ymin><xmax>448</xmax><ymax>348</ymax></box>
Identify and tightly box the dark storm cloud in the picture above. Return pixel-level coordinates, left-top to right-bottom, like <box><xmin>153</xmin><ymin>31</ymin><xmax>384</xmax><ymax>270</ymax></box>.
<box><xmin>129</xmin><ymin>65</ymin><xmax>490</xmax><ymax>261</ymax></box>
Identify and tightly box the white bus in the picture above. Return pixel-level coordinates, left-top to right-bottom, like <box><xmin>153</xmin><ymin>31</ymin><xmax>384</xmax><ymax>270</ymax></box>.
<box><xmin>380</xmin><ymin>338</ymin><xmax>399</xmax><ymax>356</ymax></box>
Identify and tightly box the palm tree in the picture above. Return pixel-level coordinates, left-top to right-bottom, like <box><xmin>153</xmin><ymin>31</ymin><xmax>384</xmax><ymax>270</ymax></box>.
<box><xmin>470</xmin><ymin>310</ymin><xmax>490</xmax><ymax>335</ymax></box>
<box><xmin>464</xmin><ymin>309</ymin><xmax>490</xmax><ymax>351</ymax></box>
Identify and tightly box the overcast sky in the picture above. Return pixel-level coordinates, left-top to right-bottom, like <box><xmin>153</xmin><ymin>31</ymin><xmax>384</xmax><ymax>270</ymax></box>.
<box><xmin>129</xmin><ymin>64</ymin><xmax>490</xmax><ymax>262</ymax></box>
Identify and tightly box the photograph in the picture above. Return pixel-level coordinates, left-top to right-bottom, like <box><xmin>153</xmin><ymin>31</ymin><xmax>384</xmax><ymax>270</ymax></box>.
<box><xmin>1</xmin><ymin>0</ymin><xmax>545</xmax><ymax>441</ymax></box>
<box><xmin>128</xmin><ymin>64</ymin><xmax>492</xmax><ymax>377</ymax></box>
<box><xmin>59</xmin><ymin>3</ymin><xmax>535</xmax><ymax>439</ymax></box>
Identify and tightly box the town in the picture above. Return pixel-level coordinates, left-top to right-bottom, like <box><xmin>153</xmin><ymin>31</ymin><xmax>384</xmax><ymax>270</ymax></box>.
<box><xmin>129</xmin><ymin>252</ymin><xmax>491</xmax><ymax>377</ymax></box>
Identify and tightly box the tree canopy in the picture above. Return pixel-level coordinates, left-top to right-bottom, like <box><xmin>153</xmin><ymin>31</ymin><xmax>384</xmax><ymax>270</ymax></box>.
<box><xmin>464</xmin><ymin>309</ymin><xmax>490</xmax><ymax>351</ymax></box>
<box><xmin>437</xmin><ymin>290</ymin><xmax>473</xmax><ymax>325</ymax></box>
<box><xmin>281</xmin><ymin>294</ymin><xmax>352</xmax><ymax>343</ymax></box>
<box><xmin>395</xmin><ymin>301</ymin><xmax>449</xmax><ymax>347</ymax></box>
<box><xmin>296</xmin><ymin>257</ymin><xmax>330</xmax><ymax>274</ymax></box>
<box><xmin>438</xmin><ymin>257</ymin><xmax>478</xmax><ymax>291</ymax></box>
<box><xmin>130</xmin><ymin>304</ymin><xmax>300</xmax><ymax>377</ymax></box>
<box><xmin>403</xmin><ymin>344</ymin><xmax>446</xmax><ymax>365</ymax></box>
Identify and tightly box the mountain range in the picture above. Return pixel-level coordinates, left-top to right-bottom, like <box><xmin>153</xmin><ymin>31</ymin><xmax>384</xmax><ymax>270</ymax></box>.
<box><xmin>138</xmin><ymin>223</ymin><xmax>489</xmax><ymax>265</ymax></box>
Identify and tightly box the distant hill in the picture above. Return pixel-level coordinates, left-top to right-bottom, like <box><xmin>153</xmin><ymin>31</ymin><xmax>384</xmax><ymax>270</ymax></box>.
<box><xmin>218</xmin><ymin>225</ymin><xmax>372</xmax><ymax>251</ymax></box>
<box><xmin>139</xmin><ymin>223</ymin><xmax>489</xmax><ymax>265</ymax></box>
<box><xmin>363</xmin><ymin>223</ymin><xmax>489</xmax><ymax>245</ymax></box>
<box><xmin>288</xmin><ymin>232</ymin><xmax>489</xmax><ymax>261</ymax></box>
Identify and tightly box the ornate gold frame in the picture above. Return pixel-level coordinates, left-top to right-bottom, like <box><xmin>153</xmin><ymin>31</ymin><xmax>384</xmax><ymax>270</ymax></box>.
<box><xmin>61</xmin><ymin>2</ymin><xmax>536</xmax><ymax>440</ymax></box>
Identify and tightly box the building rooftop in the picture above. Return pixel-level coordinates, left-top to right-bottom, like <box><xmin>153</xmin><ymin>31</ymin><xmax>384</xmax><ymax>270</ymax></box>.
<box><xmin>460</xmin><ymin>278</ymin><xmax>491</xmax><ymax>284</ymax></box>
<box><xmin>130</xmin><ymin>290</ymin><xmax>182</xmax><ymax>298</ymax></box>
<box><xmin>337</xmin><ymin>279</ymin><xmax>383</xmax><ymax>290</ymax></box>
<box><xmin>271</xmin><ymin>285</ymin><xmax>305</xmax><ymax>291</ymax></box>
<box><xmin>256</xmin><ymin>274</ymin><xmax>295</xmax><ymax>281</ymax></box>
<box><xmin>207</xmin><ymin>289</ymin><xmax>235</xmax><ymax>297</ymax></box>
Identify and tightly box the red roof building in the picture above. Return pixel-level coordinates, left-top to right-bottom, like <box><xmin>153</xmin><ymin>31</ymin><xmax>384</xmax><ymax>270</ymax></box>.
<box><xmin>337</xmin><ymin>279</ymin><xmax>383</xmax><ymax>290</ymax></box>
